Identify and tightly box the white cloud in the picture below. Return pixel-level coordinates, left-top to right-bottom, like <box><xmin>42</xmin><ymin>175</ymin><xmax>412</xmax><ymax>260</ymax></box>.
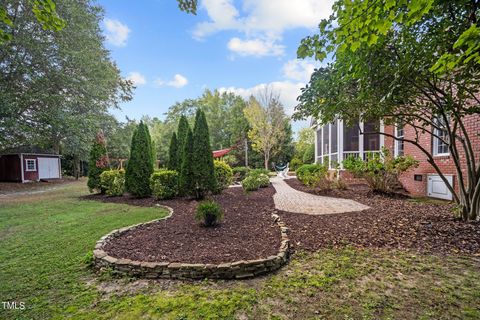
<box><xmin>218</xmin><ymin>81</ymin><xmax>304</xmax><ymax>116</ymax></box>
<box><xmin>194</xmin><ymin>0</ymin><xmax>334</xmax><ymax>56</ymax></box>
<box><xmin>126</xmin><ymin>72</ymin><xmax>146</xmax><ymax>86</ymax></box>
<box><xmin>227</xmin><ymin>37</ymin><xmax>284</xmax><ymax>57</ymax></box>
<box><xmin>104</xmin><ymin>18</ymin><xmax>130</xmax><ymax>47</ymax></box>
<box><xmin>168</xmin><ymin>74</ymin><xmax>188</xmax><ymax>88</ymax></box>
<box><xmin>282</xmin><ymin>59</ymin><xmax>320</xmax><ymax>82</ymax></box>
<box><xmin>155</xmin><ymin>74</ymin><xmax>188</xmax><ymax>88</ymax></box>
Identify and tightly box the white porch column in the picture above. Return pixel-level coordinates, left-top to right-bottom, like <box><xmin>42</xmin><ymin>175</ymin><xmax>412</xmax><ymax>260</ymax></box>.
<box><xmin>380</xmin><ymin>120</ymin><xmax>385</xmax><ymax>150</ymax></box>
<box><xmin>338</xmin><ymin>119</ymin><xmax>344</xmax><ymax>169</ymax></box>
<box><xmin>359</xmin><ymin>121</ymin><xmax>364</xmax><ymax>160</ymax></box>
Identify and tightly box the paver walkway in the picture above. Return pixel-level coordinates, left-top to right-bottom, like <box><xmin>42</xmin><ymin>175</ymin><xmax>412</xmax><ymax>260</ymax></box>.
<box><xmin>270</xmin><ymin>176</ymin><xmax>370</xmax><ymax>215</ymax></box>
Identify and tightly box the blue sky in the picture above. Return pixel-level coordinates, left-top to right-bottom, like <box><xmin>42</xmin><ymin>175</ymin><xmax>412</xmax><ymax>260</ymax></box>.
<box><xmin>98</xmin><ymin>0</ymin><xmax>334</xmax><ymax>133</ymax></box>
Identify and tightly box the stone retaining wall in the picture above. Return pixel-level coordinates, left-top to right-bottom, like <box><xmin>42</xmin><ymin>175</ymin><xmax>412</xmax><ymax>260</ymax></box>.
<box><xmin>93</xmin><ymin>205</ymin><xmax>290</xmax><ymax>280</ymax></box>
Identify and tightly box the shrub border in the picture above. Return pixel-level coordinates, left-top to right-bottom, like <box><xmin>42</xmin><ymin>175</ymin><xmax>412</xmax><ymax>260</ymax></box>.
<box><xmin>93</xmin><ymin>205</ymin><xmax>291</xmax><ymax>280</ymax></box>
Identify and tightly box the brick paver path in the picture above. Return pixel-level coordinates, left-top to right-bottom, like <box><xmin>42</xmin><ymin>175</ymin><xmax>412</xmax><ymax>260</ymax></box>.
<box><xmin>271</xmin><ymin>177</ymin><xmax>370</xmax><ymax>215</ymax></box>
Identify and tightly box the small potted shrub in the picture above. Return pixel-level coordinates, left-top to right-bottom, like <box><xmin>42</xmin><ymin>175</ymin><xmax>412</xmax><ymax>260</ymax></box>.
<box><xmin>195</xmin><ymin>200</ymin><xmax>223</xmax><ymax>227</ymax></box>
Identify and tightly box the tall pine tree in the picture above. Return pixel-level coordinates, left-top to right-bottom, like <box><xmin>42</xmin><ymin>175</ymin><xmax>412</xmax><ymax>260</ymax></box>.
<box><xmin>179</xmin><ymin>127</ymin><xmax>194</xmax><ymax>196</ymax></box>
<box><xmin>192</xmin><ymin>109</ymin><xmax>217</xmax><ymax>199</ymax></box>
<box><xmin>167</xmin><ymin>132</ymin><xmax>178</xmax><ymax>170</ymax></box>
<box><xmin>176</xmin><ymin>115</ymin><xmax>189</xmax><ymax>172</ymax></box>
<box><xmin>125</xmin><ymin>121</ymin><xmax>154</xmax><ymax>197</ymax></box>
<box><xmin>87</xmin><ymin>130</ymin><xmax>109</xmax><ymax>193</ymax></box>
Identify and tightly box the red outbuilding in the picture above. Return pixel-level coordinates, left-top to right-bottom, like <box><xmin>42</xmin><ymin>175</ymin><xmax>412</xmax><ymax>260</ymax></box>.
<box><xmin>0</xmin><ymin>147</ymin><xmax>62</xmax><ymax>183</ymax></box>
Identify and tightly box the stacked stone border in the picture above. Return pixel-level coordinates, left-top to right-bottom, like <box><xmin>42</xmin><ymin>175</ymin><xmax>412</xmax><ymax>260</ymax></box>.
<box><xmin>93</xmin><ymin>205</ymin><xmax>291</xmax><ymax>280</ymax></box>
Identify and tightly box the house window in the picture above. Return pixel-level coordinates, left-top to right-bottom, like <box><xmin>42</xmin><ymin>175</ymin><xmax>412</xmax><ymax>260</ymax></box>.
<box><xmin>394</xmin><ymin>125</ymin><xmax>404</xmax><ymax>157</ymax></box>
<box><xmin>318</xmin><ymin>120</ymin><xmax>340</xmax><ymax>168</ymax></box>
<box><xmin>433</xmin><ymin>117</ymin><xmax>450</xmax><ymax>156</ymax></box>
<box><xmin>363</xmin><ymin>120</ymin><xmax>380</xmax><ymax>151</ymax></box>
<box><xmin>26</xmin><ymin>159</ymin><xmax>36</xmax><ymax>171</ymax></box>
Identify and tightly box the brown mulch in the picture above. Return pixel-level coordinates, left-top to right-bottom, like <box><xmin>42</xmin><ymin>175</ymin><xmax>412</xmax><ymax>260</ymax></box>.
<box><xmin>84</xmin><ymin>186</ymin><xmax>281</xmax><ymax>264</ymax></box>
<box><xmin>282</xmin><ymin>178</ymin><xmax>480</xmax><ymax>255</ymax></box>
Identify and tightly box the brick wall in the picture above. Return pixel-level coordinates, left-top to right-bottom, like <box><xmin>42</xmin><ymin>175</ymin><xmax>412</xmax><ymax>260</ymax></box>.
<box><xmin>385</xmin><ymin>114</ymin><xmax>480</xmax><ymax>197</ymax></box>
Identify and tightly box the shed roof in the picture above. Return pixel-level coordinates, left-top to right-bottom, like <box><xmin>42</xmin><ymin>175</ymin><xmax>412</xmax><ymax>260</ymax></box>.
<box><xmin>0</xmin><ymin>146</ymin><xmax>59</xmax><ymax>156</ymax></box>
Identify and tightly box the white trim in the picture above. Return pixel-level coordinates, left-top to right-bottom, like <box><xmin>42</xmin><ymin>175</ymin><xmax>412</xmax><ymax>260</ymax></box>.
<box><xmin>359</xmin><ymin>121</ymin><xmax>364</xmax><ymax>159</ymax></box>
<box><xmin>25</xmin><ymin>159</ymin><xmax>37</xmax><ymax>172</ymax></box>
<box><xmin>379</xmin><ymin>120</ymin><xmax>385</xmax><ymax>149</ymax></box>
<box><xmin>20</xmin><ymin>154</ymin><xmax>25</xmax><ymax>183</ymax></box>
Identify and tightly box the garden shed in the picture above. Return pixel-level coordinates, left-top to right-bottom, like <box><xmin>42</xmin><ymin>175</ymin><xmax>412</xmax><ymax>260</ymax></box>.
<box><xmin>0</xmin><ymin>147</ymin><xmax>62</xmax><ymax>183</ymax></box>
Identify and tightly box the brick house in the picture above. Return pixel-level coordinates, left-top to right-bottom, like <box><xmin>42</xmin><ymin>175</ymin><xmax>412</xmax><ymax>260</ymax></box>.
<box><xmin>312</xmin><ymin>114</ymin><xmax>480</xmax><ymax>200</ymax></box>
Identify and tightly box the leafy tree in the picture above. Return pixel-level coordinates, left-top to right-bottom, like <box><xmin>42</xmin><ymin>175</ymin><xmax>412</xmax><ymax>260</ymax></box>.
<box><xmin>176</xmin><ymin>115</ymin><xmax>190</xmax><ymax>172</ymax></box>
<box><xmin>87</xmin><ymin>130</ymin><xmax>109</xmax><ymax>193</ymax></box>
<box><xmin>1</xmin><ymin>0</ymin><xmax>65</xmax><ymax>43</ymax></box>
<box><xmin>244</xmin><ymin>89</ymin><xmax>289</xmax><ymax>170</ymax></box>
<box><xmin>125</xmin><ymin>122</ymin><xmax>154</xmax><ymax>197</ymax></box>
<box><xmin>295</xmin><ymin>128</ymin><xmax>314</xmax><ymax>159</ymax></box>
<box><xmin>179</xmin><ymin>127</ymin><xmax>194</xmax><ymax>196</ymax></box>
<box><xmin>295</xmin><ymin>0</ymin><xmax>480</xmax><ymax>220</ymax></box>
<box><xmin>0</xmin><ymin>0</ymin><xmax>131</xmax><ymax>165</ymax></box>
<box><xmin>192</xmin><ymin>109</ymin><xmax>217</xmax><ymax>199</ymax></box>
<box><xmin>167</xmin><ymin>132</ymin><xmax>178</xmax><ymax>170</ymax></box>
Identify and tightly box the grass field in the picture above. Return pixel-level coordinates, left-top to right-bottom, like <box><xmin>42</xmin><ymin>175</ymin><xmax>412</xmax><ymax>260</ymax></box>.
<box><xmin>1</xmin><ymin>180</ymin><xmax>479</xmax><ymax>319</ymax></box>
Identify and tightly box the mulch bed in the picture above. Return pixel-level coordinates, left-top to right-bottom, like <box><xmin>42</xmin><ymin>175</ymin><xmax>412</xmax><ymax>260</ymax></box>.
<box><xmin>84</xmin><ymin>186</ymin><xmax>281</xmax><ymax>264</ymax></box>
<box><xmin>283</xmin><ymin>178</ymin><xmax>480</xmax><ymax>255</ymax></box>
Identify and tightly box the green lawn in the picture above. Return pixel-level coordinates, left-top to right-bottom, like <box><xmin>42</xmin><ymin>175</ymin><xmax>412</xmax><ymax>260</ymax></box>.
<box><xmin>1</xmin><ymin>181</ymin><xmax>479</xmax><ymax>319</ymax></box>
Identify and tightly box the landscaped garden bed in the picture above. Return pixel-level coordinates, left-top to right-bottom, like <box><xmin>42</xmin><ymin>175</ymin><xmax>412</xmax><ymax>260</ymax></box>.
<box><xmin>85</xmin><ymin>185</ymin><xmax>291</xmax><ymax>279</ymax></box>
<box><xmin>284</xmin><ymin>177</ymin><xmax>480</xmax><ymax>255</ymax></box>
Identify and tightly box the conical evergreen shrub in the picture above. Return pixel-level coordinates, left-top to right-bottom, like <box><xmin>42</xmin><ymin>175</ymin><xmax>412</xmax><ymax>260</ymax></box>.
<box><xmin>87</xmin><ymin>130</ymin><xmax>110</xmax><ymax>193</ymax></box>
<box><xmin>192</xmin><ymin>109</ymin><xmax>217</xmax><ymax>199</ymax></box>
<box><xmin>176</xmin><ymin>115</ymin><xmax>189</xmax><ymax>172</ymax></box>
<box><xmin>179</xmin><ymin>127</ymin><xmax>195</xmax><ymax>196</ymax></box>
<box><xmin>125</xmin><ymin>121</ymin><xmax>154</xmax><ymax>197</ymax></box>
<box><xmin>167</xmin><ymin>132</ymin><xmax>178</xmax><ymax>170</ymax></box>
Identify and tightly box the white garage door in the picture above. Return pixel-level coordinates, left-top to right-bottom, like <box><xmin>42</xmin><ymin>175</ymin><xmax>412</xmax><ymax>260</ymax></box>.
<box><xmin>38</xmin><ymin>157</ymin><xmax>60</xmax><ymax>179</ymax></box>
<box><xmin>427</xmin><ymin>174</ymin><xmax>453</xmax><ymax>200</ymax></box>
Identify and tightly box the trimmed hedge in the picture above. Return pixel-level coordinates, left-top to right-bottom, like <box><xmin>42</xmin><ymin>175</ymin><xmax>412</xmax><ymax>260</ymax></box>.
<box><xmin>99</xmin><ymin>169</ymin><xmax>125</xmax><ymax>196</ymax></box>
<box><xmin>214</xmin><ymin>160</ymin><xmax>233</xmax><ymax>192</ymax></box>
<box><xmin>150</xmin><ymin>169</ymin><xmax>179</xmax><ymax>199</ymax></box>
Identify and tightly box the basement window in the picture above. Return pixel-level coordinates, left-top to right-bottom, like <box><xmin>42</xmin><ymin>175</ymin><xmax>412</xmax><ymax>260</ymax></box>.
<box><xmin>26</xmin><ymin>159</ymin><xmax>36</xmax><ymax>172</ymax></box>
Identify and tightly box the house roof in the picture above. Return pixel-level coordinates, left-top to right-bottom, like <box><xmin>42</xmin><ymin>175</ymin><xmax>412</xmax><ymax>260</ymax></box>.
<box><xmin>212</xmin><ymin>148</ymin><xmax>233</xmax><ymax>158</ymax></box>
<box><xmin>0</xmin><ymin>146</ymin><xmax>59</xmax><ymax>156</ymax></box>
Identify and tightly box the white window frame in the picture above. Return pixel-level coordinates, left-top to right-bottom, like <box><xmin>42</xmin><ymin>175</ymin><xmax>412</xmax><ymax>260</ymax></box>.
<box><xmin>394</xmin><ymin>124</ymin><xmax>404</xmax><ymax>157</ymax></box>
<box><xmin>432</xmin><ymin>117</ymin><xmax>450</xmax><ymax>157</ymax></box>
<box><xmin>25</xmin><ymin>159</ymin><xmax>37</xmax><ymax>172</ymax></box>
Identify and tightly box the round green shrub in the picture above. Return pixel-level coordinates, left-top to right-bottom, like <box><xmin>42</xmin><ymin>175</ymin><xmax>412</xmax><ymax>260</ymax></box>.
<box><xmin>195</xmin><ymin>200</ymin><xmax>223</xmax><ymax>227</ymax></box>
<box><xmin>214</xmin><ymin>160</ymin><xmax>233</xmax><ymax>192</ymax></box>
<box><xmin>241</xmin><ymin>175</ymin><xmax>261</xmax><ymax>191</ymax></box>
<box><xmin>257</xmin><ymin>173</ymin><xmax>270</xmax><ymax>188</ymax></box>
<box><xmin>232</xmin><ymin>166</ymin><xmax>249</xmax><ymax>181</ymax></box>
<box><xmin>99</xmin><ymin>169</ymin><xmax>125</xmax><ymax>196</ymax></box>
<box><xmin>150</xmin><ymin>169</ymin><xmax>179</xmax><ymax>200</ymax></box>
<box><xmin>296</xmin><ymin>164</ymin><xmax>328</xmax><ymax>187</ymax></box>
<box><xmin>247</xmin><ymin>168</ymin><xmax>270</xmax><ymax>177</ymax></box>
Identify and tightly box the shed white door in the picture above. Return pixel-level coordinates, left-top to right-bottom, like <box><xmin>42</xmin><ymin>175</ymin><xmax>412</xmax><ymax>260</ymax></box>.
<box><xmin>38</xmin><ymin>158</ymin><xmax>60</xmax><ymax>179</ymax></box>
<box><xmin>427</xmin><ymin>174</ymin><xmax>453</xmax><ymax>200</ymax></box>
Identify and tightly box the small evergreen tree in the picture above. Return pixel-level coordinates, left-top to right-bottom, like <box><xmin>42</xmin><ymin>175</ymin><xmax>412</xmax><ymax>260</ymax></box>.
<box><xmin>125</xmin><ymin>121</ymin><xmax>154</xmax><ymax>197</ymax></box>
<box><xmin>87</xmin><ymin>130</ymin><xmax>109</xmax><ymax>193</ymax></box>
<box><xmin>192</xmin><ymin>109</ymin><xmax>217</xmax><ymax>199</ymax></box>
<box><xmin>167</xmin><ymin>132</ymin><xmax>178</xmax><ymax>170</ymax></box>
<box><xmin>179</xmin><ymin>127</ymin><xmax>195</xmax><ymax>196</ymax></box>
<box><xmin>176</xmin><ymin>115</ymin><xmax>189</xmax><ymax>172</ymax></box>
